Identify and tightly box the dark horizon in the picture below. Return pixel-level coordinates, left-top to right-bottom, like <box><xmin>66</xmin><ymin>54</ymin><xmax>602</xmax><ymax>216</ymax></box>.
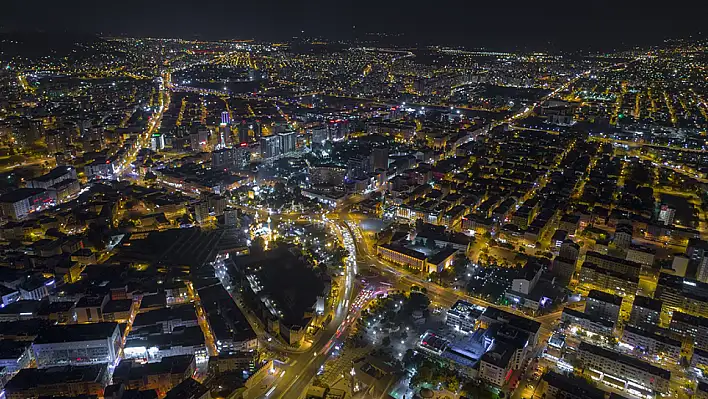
<box><xmin>1</xmin><ymin>0</ymin><xmax>707</xmax><ymax>52</ymax></box>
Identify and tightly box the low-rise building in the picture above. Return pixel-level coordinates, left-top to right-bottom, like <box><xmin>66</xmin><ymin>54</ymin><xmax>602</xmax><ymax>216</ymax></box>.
<box><xmin>446</xmin><ymin>300</ymin><xmax>483</xmax><ymax>333</ymax></box>
<box><xmin>112</xmin><ymin>355</ymin><xmax>196</xmax><ymax>396</ymax></box>
<box><xmin>541</xmin><ymin>370</ymin><xmax>606</xmax><ymax>399</ymax></box>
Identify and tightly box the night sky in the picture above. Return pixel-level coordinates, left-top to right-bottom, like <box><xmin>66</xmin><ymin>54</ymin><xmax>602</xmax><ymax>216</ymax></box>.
<box><xmin>1</xmin><ymin>0</ymin><xmax>706</xmax><ymax>51</ymax></box>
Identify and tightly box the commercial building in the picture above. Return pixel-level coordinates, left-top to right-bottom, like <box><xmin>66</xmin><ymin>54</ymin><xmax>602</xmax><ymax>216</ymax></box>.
<box><xmin>32</xmin><ymin>322</ymin><xmax>121</xmax><ymax>368</ymax></box>
<box><xmin>132</xmin><ymin>303</ymin><xmax>199</xmax><ymax>334</ymax></box>
<box><xmin>560</xmin><ymin>308</ymin><xmax>614</xmax><ymax>336</ymax></box>
<box><xmin>0</xmin><ymin>340</ymin><xmax>33</xmax><ymax>372</ymax></box>
<box><xmin>541</xmin><ymin>370</ymin><xmax>606</xmax><ymax>399</ymax></box>
<box><xmin>376</xmin><ymin>243</ymin><xmax>456</xmax><ymax>275</ymax></box>
<box><xmin>479</xmin><ymin>307</ymin><xmax>541</xmax><ymax>346</ymax></box>
<box><xmin>112</xmin><ymin>354</ymin><xmax>196</xmax><ymax>395</ymax></box>
<box><xmin>4</xmin><ymin>364</ymin><xmax>110</xmax><ymax>399</ymax></box>
<box><xmin>621</xmin><ymin>325</ymin><xmax>681</xmax><ymax>364</ymax></box>
<box><xmin>577</xmin><ymin>342</ymin><xmax>671</xmax><ymax>396</ymax></box>
<box><xmin>446</xmin><ymin>300</ymin><xmax>484</xmax><ymax>333</ymax></box>
<box><xmin>124</xmin><ymin>325</ymin><xmax>207</xmax><ymax>364</ymax></box>
<box><xmin>85</xmin><ymin>158</ymin><xmax>119</xmax><ymax>180</ymax></box>
<box><xmin>479</xmin><ymin>342</ymin><xmax>515</xmax><ymax>387</ymax></box>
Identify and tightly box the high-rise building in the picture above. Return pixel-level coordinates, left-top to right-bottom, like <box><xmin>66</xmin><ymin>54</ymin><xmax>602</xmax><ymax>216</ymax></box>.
<box><xmin>224</xmin><ymin>209</ymin><xmax>239</xmax><ymax>227</ymax></box>
<box><xmin>238</xmin><ymin>121</ymin><xmax>250</xmax><ymax>144</ymax></box>
<box><xmin>347</xmin><ymin>154</ymin><xmax>371</xmax><ymax>180</ymax></box>
<box><xmin>151</xmin><ymin>133</ymin><xmax>165</xmax><ymax>151</ymax></box>
<box><xmin>278</xmin><ymin>131</ymin><xmax>297</xmax><ymax>155</ymax></box>
<box><xmin>585</xmin><ymin>290</ymin><xmax>622</xmax><ymax>324</ymax></box>
<box><xmin>309</xmin><ymin>125</ymin><xmax>329</xmax><ymax>147</ymax></box>
<box><xmin>218</xmin><ymin>124</ymin><xmax>232</xmax><ymax>148</ymax></box>
<box><xmin>45</xmin><ymin>128</ymin><xmax>71</xmax><ymax>154</ymax></box>
<box><xmin>629</xmin><ymin>295</ymin><xmax>662</xmax><ymax>328</ymax></box>
<box><xmin>252</xmin><ymin>121</ymin><xmax>262</xmax><ymax>141</ymax></box>
<box><xmin>260</xmin><ymin>135</ymin><xmax>281</xmax><ymax>159</ymax></box>
<box><xmin>698</xmin><ymin>257</ymin><xmax>708</xmax><ymax>283</ymax></box>
<box><xmin>371</xmin><ymin>147</ymin><xmax>389</xmax><ymax>170</ymax></box>
<box><xmin>658</xmin><ymin>204</ymin><xmax>676</xmax><ymax>226</ymax></box>
<box><xmin>190</xmin><ymin>128</ymin><xmax>209</xmax><ymax>152</ymax></box>
<box><xmin>194</xmin><ymin>202</ymin><xmax>209</xmax><ymax>224</ymax></box>
<box><xmin>327</xmin><ymin>119</ymin><xmax>349</xmax><ymax>141</ymax></box>
<box><xmin>221</xmin><ymin>111</ymin><xmax>231</xmax><ymax>125</ymax></box>
<box><xmin>212</xmin><ymin>147</ymin><xmax>250</xmax><ymax>170</ymax></box>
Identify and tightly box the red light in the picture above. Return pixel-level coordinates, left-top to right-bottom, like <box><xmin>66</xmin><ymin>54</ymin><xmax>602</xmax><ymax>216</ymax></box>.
<box><xmin>240</xmin><ymin>142</ymin><xmax>248</xmax><ymax>147</ymax></box>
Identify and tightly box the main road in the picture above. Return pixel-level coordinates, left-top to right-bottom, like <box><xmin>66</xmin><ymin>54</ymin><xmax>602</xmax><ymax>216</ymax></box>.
<box><xmin>259</xmin><ymin>218</ymin><xmax>361</xmax><ymax>399</ymax></box>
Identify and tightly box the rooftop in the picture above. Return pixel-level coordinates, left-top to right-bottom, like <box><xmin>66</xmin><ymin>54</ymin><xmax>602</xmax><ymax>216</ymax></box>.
<box><xmin>34</xmin><ymin>322</ymin><xmax>119</xmax><ymax>344</ymax></box>
<box><xmin>542</xmin><ymin>370</ymin><xmax>605</xmax><ymax>399</ymax></box>
<box><xmin>4</xmin><ymin>364</ymin><xmax>108</xmax><ymax>390</ymax></box>
<box><xmin>587</xmin><ymin>289</ymin><xmax>623</xmax><ymax>306</ymax></box>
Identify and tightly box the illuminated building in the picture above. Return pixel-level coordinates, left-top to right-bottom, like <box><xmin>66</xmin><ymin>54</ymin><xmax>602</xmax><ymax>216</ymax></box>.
<box><xmin>629</xmin><ymin>296</ymin><xmax>662</xmax><ymax>328</ymax></box>
<box><xmin>212</xmin><ymin>147</ymin><xmax>250</xmax><ymax>170</ymax></box>
<box><xmin>221</xmin><ymin>111</ymin><xmax>231</xmax><ymax>125</ymax></box>
<box><xmin>576</xmin><ymin>342</ymin><xmax>671</xmax><ymax>396</ymax></box>
<box><xmin>31</xmin><ymin>322</ymin><xmax>122</xmax><ymax>368</ymax></box>
<box><xmin>26</xmin><ymin>166</ymin><xmax>77</xmax><ymax>190</ymax></box>
<box><xmin>585</xmin><ymin>251</ymin><xmax>642</xmax><ymax>278</ymax></box>
<box><xmin>655</xmin><ymin>273</ymin><xmax>708</xmax><ymax>318</ymax></box>
<box><xmin>112</xmin><ymin>354</ymin><xmax>196</xmax><ymax>395</ymax></box>
<box><xmin>578</xmin><ymin>262</ymin><xmax>639</xmax><ymax>296</ymax></box>
<box><xmin>278</xmin><ymin>130</ymin><xmax>297</xmax><ymax>154</ymax></box>
<box><xmin>479</xmin><ymin>342</ymin><xmax>514</xmax><ymax>387</ymax></box>
<box><xmin>446</xmin><ymin>300</ymin><xmax>483</xmax><ymax>333</ymax></box>
<box><xmin>4</xmin><ymin>364</ymin><xmax>110</xmax><ymax>399</ymax></box>
<box><xmin>620</xmin><ymin>325</ymin><xmax>681</xmax><ymax>364</ymax></box>
<box><xmin>561</xmin><ymin>308</ymin><xmax>614</xmax><ymax>336</ymax></box>
<box><xmin>658</xmin><ymin>204</ymin><xmax>676</xmax><ymax>226</ymax></box>
<box><xmin>669</xmin><ymin>311</ymin><xmax>708</xmax><ymax>350</ymax></box>
<box><xmin>260</xmin><ymin>135</ymin><xmax>281</xmax><ymax>159</ymax></box>
<box><xmin>585</xmin><ymin>290</ymin><xmax>622</xmax><ymax>325</ymax></box>
<box><xmin>151</xmin><ymin>133</ymin><xmax>165</xmax><ymax>151</ymax></box>
<box><xmin>0</xmin><ymin>188</ymin><xmax>57</xmax><ymax>221</ymax></box>
<box><xmin>541</xmin><ymin>370</ymin><xmax>606</xmax><ymax>399</ymax></box>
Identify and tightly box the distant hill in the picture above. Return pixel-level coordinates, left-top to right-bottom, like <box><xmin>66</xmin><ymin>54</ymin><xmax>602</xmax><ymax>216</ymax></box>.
<box><xmin>0</xmin><ymin>31</ymin><xmax>105</xmax><ymax>61</ymax></box>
